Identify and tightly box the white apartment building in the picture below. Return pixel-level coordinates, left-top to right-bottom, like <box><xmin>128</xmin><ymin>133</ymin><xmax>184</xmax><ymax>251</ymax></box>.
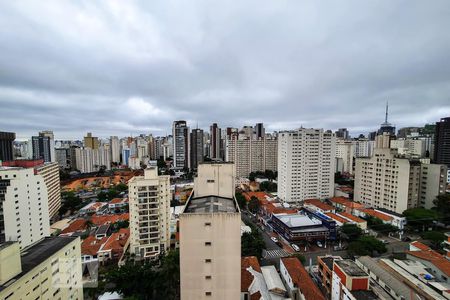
<box><xmin>353</xmin><ymin>139</ymin><xmax>375</xmax><ymax>158</ymax></box>
<box><xmin>129</xmin><ymin>167</ymin><xmax>171</xmax><ymax>259</ymax></box>
<box><xmin>336</xmin><ymin>139</ymin><xmax>354</xmax><ymax>174</ymax></box>
<box><xmin>36</xmin><ymin>162</ymin><xmax>61</xmax><ymax>219</ymax></box>
<box><xmin>110</xmin><ymin>136</ymin><xmax>121</xmax><ymax>164</ymax></box>
<box><xmin>354</xmin><ymin>148</ymin><xmax>446</xmax><ymax>214</ymax></box>
<box><xmin>0</xmin><ymin>167</ymin><xmax>50</xmax><ymax>249</ymax></box>
<box><xmin>225</xmin><ymin>137</ymin><xmax>277</xmax><ymax>178</ymax></box>
<box><xmin>0</xmin><ymin>237</ymin><xmax>83</xmax><ymax>300</ymax></box>
<box><xmin>277</xmin><ymin>128</ymin><xmax>336</xmax><ymax>203</ymax></box>
<box><xmin>180</xmin><ymin>163</ymin><xmax>241</xmax><ymax>300</ymax></box>
<box><xmin>390</xmin><ymin>138</ymin><xmax>426</xmax><ymax>158</ymax></box>
<box><xmin>75</xmin><ymin>147</ymin><xmax>111</xmax><ymax>173</ymax></box>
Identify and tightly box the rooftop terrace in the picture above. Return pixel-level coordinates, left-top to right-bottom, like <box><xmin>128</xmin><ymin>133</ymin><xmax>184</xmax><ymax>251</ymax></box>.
<box><xmin>183</xmin><ymin>195</ymin><xmax>238</xmax><ymax>213</ymax></box>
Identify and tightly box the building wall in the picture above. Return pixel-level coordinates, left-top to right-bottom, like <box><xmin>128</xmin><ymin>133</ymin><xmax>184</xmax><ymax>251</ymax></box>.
<box><xmin>36</xmin><ymin>162</ymin><xmax>61</xmax><ymax>219</ymax></box>
<box><xmin>180</xmin><ymin>212</ymin><xmax>241</xmax><ymax>300</ymax></box>
<box><xmin>194</xmin><ymin>163</ymin><xmax>235</xmax><ymax>198</ymax></box>
<box><xmin>336</xmin><ymin>140</ymin><xmax>354</xmax><ymax>174</ymax></box>
<box><xmin>129</xmin><ymin>168</ymin><xmax>170</xmax><ymax>259</ymax></box>
<box><xmin>0</xmin><ymin>168</ymin><xmax>50</xmax><ymax>248</ymax></box>
<box><xmin>0</xmin><ymin>238</ymin><xmax>83</xmax><ymax>300</ymax></box>
<box><xmin>110</xmin><ymin>136</ymin><xmax>121</xmax><ymax>164</ymax></box>
<box><xmin>0</xmin><ymin>132</ymin><xmax>15</xmax><ymax>162</ymax></box>
<box><xmin>225</xmin><ymin>138</ymin><xmax>277</xmax><ymax>178</ymax></box>
<box><xmin>173</xmin><ymin>121</ymin><xmax>190</xmax><ymax>169</ymax></box>
<box><xmin>419</xmin><ymin>163</ymin><xmax>447</xmax><ymax>209</ymax></box>
<box><xmin>277</xmin><ymin>128</ymin><xmax>335</xmax><ymax>203</ymax></box>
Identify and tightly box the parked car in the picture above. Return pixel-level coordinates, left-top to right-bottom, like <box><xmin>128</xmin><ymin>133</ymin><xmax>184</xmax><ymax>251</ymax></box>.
<box><xmin>316</xmin><ymin>241</ymin><xmax>323</xmax><ymax>248</ymax></box>
<box><xmin>380</xmin><ymin>239</ymin><xmax>390</xmax><ymax>244</ymax></box>
<box><xmin>291</xmin><ymin>244</ymin><xmax>300</xmax><ymax>252</ymax></box>
<box><xmin>271</xmin><ymin>237</ymin><xmax>279</xmax><ymax>243</ymax></box>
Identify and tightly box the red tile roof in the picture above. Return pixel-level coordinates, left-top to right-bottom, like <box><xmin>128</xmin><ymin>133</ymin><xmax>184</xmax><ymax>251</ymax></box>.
<box><xmin>241</xmin><ymin>256</ymin><xmax>262</xmax><ymax>292</ymax></box>
<box><xmin>61</xmin><ymin>219</ymin><xmax>87</xmax><ymax>234</ymax></box>
<box><xmin>101</xmin><ymin>228</ymin><xmax>130</xmax><ymax>252</ymax></box>
<box><xmin>325</xmin><ymin>213</ymin><xmax>349</xmax><ymax>224</ymax></box>
<box><xmin>262</xmin><ymin>202</ymin><xmax>297</xmax><ymax>215</ymax></box>
<box><xmin>304</xmin><ymin>199</ymin><xmax>334</xmax><ymax>211</ymax></box>
<box><xmin>406</xmin><ymin>250</ymin><xmax>450</xmax><ymax>277</ymax></box>
<box><xmin>281</xmin><ymin>257</ymin><xmax>325</xmax><ymax>300</ymax></box>
<box><xmin>410</xmin><ymin>241</ymin><xmax>431</xmax><ymax>251</ymax></box>
<box><xmin>338</xmin><ymin>212</ymin><xmax>366</xmax><ymax>224</ymax></box>
<box><xmin>110</xmin><ymin>198</ymin><xmax>126</xmax><ymax>204</ymax></box>
<box><xmin>81</xmin><ymin>235</ymin><xmax>108</xmax><ymax>256</ymax></box>
<box><xmin>243</xmin><ymin>192</ymin><xmax>271</xmax><ymax>202</ymax></box>
<box><xmin>91</xmin><ymin>213</ymin><xmax>129</xmax><ymax>226</ymax></box>
<box><xmin>330</xmin><ymin>197</ymin><xmax>364</xmax><ymax>209</ymax></box>
<box><xmin>359</xmin><ymin>209</ymin><xmax>393</xmax><ymax>221</ymax></box>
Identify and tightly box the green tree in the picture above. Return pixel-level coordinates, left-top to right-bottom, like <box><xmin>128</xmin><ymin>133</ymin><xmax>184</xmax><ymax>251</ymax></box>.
<box><xmin>115</xmin><ymin>183</ymin><xmax>128</xmax><ymax>192</ymax></box>
<box><xmin>241</xmin><ymin>226</ymin><xmax>265</xmax><ymax>259</ymax></box>
<box><xmin>422</xmin><ymin>231</ymin><xmax>446</xmax><ymax>249</ymax></box>
<box><xmin>365</xmin><ymin>216</ymin><xmax>398</xmax><ymax>234</ymax></box>
<box><xmin>248</xmin><ymin>196</ymin><xmax>260</xmax><ymax>214</ymax></box>
<box><xmin>347</xmin><ymin>236</ymin><xmax>387</xmax><ymax>257</ymax></box>
<box><xmin>403</xmin><ymin>208</ymin><xmax>438</xmax><ymax>231</ymax></box>
<box><xmin>235</xmin><ymin>192</ymin><xmax>247</xmax><ymax>211</ymax></box>
<box><xmin>433</xmin><ymin>194</ymin><xmax>450</xmax><ymax>224</ymax></box>
<box><xmin>97</xmin><ymin>191</ymin><xmax>108</xmax><ymax>202</ymax></box>
<box><xmin>341</xmin><ymin>224</ymin><xmax>362</xmax><ymax>240</ymax></box>
<box><xmin>260</xmin><ymin>181</ymin><xmax>277</xmax><ymax>192</ymax></box>
<box><xmin>249</xmin><ymin>172</ymin><xmax>256</xmax><ymax>181</ymax></box>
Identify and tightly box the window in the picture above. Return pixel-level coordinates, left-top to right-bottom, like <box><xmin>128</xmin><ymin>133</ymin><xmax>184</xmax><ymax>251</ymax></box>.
<box><xmin>205</xmin><ymin>292</ymin><xmax>212</xmax><ymax>296</ymax></box>
<box><xmin>205</xmin><ymin>242</ymin><xmax>211</xmax><ymax>246</ymax></box>
<box><xmin>205</xmin><ymin>259</ymin><xmax>212</xmax><ymax>263</ymax></box>
<box><xmin>205</xmin><ymin>222</ymin><xmax>211</xmax><ymax>226</ymax></box>
<box><xmin>205</xmin><ymin>275</ymin><xmax>212</xmax><ymax>279</ymax></box>
<box><xmin>207</xmin><ymin>180</ymin><xmax>215</xmax><ymax>183</ymax></box>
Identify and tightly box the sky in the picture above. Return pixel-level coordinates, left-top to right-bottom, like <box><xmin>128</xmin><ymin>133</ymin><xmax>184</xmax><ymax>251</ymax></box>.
<box><xmin>1</xmin><ymin>1</ymin><xmax>450</xmax><ymax>140</ymax></box>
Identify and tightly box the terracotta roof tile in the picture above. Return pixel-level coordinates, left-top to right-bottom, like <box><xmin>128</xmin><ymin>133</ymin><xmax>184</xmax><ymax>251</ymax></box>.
<box><xmin>410</xmin><ymin>241</ymin><xmax>431</xmax><ymax>251</ymax></box>
<box><xmin>359</xmin><ymin>209</ymin><xmax>393</xmax><ymax>221</ymax></box>
<box><xmin>243</xmin><ymin>192</ymin><xmax>271</xmax><ymax>202</ymax></box>
<box><xmin>61</xmin><ymin>219</ymin><xmax>87</xmax><ymax>234</ymax></box>
<box><xmin>406</xmin><ymin>250</ymin><xmax>450</xmax><ymax>277</ymax></box>
<box><xmin>81</xmin><ymin>235</ymin><xmax>108</xmax><ymax>256</ymax></box>
<box><xmin>338</xmin><ymin>212</ymin><xmax>366</xmax><ymax>224</ymax></box>
<box><xmin>281</xmin><ymin>257</ymin><xmax>325</xmax><ymax>300</ymax></box>
<box><xmin>241</xmin><ymin>256</ymin><xmax>262</xmax><ymax>292</ymax></box>
<box><xmin>304</xmin><ymin>199</ymin><xmax>334</xmax><ymax>211</ymax></box>
<box><xmin>101</xmin><ymin>228</ymin><xmax>130</xmax><ymax>252</ymax></box>
<box><xmin>325</xmin><ymin>213</ymin><xmax>349</xmax><ymax>224</ymax></box>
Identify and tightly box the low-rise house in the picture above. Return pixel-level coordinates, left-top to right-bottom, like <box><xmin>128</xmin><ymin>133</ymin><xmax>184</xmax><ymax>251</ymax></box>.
<box><xmin>261</xmin><ymin>265</ymin><xmax>287</xmax><ymax>297</ymax></box>
<box><xmin>303</xmin><ymin>199</ymin><xmax>335</xmax><ymax>214</ymax></box>
<box><xmin>334</xmin><ymin>185</ymin><xmax>353</xmax><ymax>198</ymax></box>
<box><xmin>325</xmin><ymin>213</ymin><xmax>349</xmax><ymax>227</ymax></box>
<box><xmin>79</xmin><ymin>201</ymin><xmax>109</xmax><ymax>215</ymax></box>
<box><xmin>329</xmin><ymin>197</ymin><xmax>364</xmax><ymax>214</ymax></box>
<box><xmin>374</xmin><ymin>208</ymin><xmax>407</xmax><ymax>230</ymax></box>
<box><xmin>241</xmin><ymin>256</ymin><xmax>270</xmax><ymax>300</ymax></box>
<box><xmin>108</xmin><ymin>198</ymin><xmax>128</xmax><ymax>210</ymax></box>
<box><xmin>406</xmin><ymin>242</ymin><xmax>450</xmax><ymax>284</ymax></box>
<box><xmin>280</xmin><ymin>257</ymin><xmax>325</xmax><ymax>300</ymax></box>
<box><xmin>60</xmin><ymin>219</ymin><xmax>88</xmax><ymax>236</ymax></box>
<box><xmin>97</xmin><ymin>228</ymin><xmax>130</xmax><ymax>263</ymax></box>
<box><xmin>337</xmin><ymin>212</ymin><xmax>367</xmax><ymax>230</ymax></box>
<box><xmin>95</xmin><ymin>224</ymin><xmax>110</xmax><ymax>239</ymax></box>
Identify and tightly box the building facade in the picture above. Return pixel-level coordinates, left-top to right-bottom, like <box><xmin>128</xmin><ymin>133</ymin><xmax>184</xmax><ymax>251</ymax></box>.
<box><xmin>0</xmin><ymin>167</ymin><xmax>50</xmax><ymax>248</ymax></box>
<box><xmin>110</xmin><ymin>136</ymin><xmax>121</xmax><ymax>164</ymax></box>
<box><xmin>32</xmin><ymin>135</ymin><xmax>51</xmax><ymax>163</ymax></box>
<box><xmin>277</xmin><ymin>128</ymin><xmax>335</xmax><ymax>203</ymax></box>
<box><xmin>190</xmin><ymin>129</ymin><xmax>204</xmax><ymax>170</ymax></box>
<box><xmin>0</xmin><ymin>237</ymin><xmax>83</xmax><ymax>300</ymax></box>
<box><xmin>129</xmin><ymin>167</ymin><xmax>171</xmax><ymax>259</ymax></box>
<box><xmin>0</xmin><ymin>132</ymin><xmax>15</xmax><ymax>162</ymax></box>
<box><xmin>173</xmin><ymin>121</ymin><xmax>190</xmax><ymax>169</ymax></box>
<box><xmin>225</xmin><ymin>137</ymin><xmax>277</xmax><ymax>178</ymax></box>
<box><xmin>35</xmin><ymin>162</ymin><xmax>61</xmax><ymax>219</ymax></box>
<box><xmin>180</xmin><ymin>163</ymin><xmax>240</xmax><ymax>300</ymax></box>
<box><xmin>336</xmin><ymin>139</ymin><xmax>354</xmax><ymax>174</ymax></box>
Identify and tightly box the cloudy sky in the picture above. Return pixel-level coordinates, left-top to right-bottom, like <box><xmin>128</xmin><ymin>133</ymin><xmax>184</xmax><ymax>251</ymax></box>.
<box><xmin>1</xmin><ymin>1</ymin><xmax>450</xmax><ymax>140</ymax></box>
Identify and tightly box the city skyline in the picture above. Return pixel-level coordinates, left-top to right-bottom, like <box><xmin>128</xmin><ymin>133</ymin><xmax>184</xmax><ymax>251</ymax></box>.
<box><xmin>1</xmin><ymin>1</ymin><xmax>450</xmax><ymax>139</ymax></box>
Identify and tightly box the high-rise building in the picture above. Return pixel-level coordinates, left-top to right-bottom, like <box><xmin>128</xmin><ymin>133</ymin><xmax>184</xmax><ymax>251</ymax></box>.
<box><xmin>390</xmin><ymin>138</ymin><xmax>426</xmax><ymax>158</ymax></box>
<box><xmin>353</xmin><ymin>138</ymin><xmax>375</xmax><ymax>158</ymax></box>
<box><xmin>173</xmin><ymin>121</ymin><xmax>190</xmax><ymax>169</ymax></box>
<box><xmin>435</xmin><ymin>117</ymin><xmax>450</xmax><ymax>169</ymax></box>
<box><xmin>0</xmin><ymin>132</ymin><xmax>15</xmax><ymax>162</ymax></box>
<box><xmin>255</xmin><ymin>123</ymin><xmax>265</xmax><ymax>140</ymax></box>
<box><xmin>129</xmin><ymin>167</ymin><xmax>170</xmax><ymax>259</ymax></box>
<box><xmin>277</xmin><ymin>128</ymin><xmax>335</xmax><ymax>203</ymax></box>
<box><xmin>75</xmin><ymin>147</ymin><xmax>110</xmax><ymax>173</ymax></box>
<box><xmin>55</xmin><ymin>148</ymin><xmax>71</xmax><ymax>169</ymax></box>
<box><xmin>32</xmin><ymin>135</ymin><xmax>51</xmax><ymax>162</ymax></box>
<box><xmin>110</xmin><ymin>136</ymin><xmax>121</xmax><ymax>164</ymax></box>
<box><xmin>190</xmin><ymin>129</ymin><xmax>204</xmax><ymax>170</ymax></box>
<box><xmin>84</xmin><ymin>132</ymin><xmax>99</xmax><ymax>150</ymax></box>
<box><xmin>335</xmin><ymin>128</ymin><xmax>350</xmax><ymax>140</ymax></box>
<box><xmin>354</xmin><ymin>148</ymin><xmax>447</xmax><ymax>214</ymax></box>
<box><xmin>0</xmin><ymin>237</ymin><xmax>83</xmax><ymax>300</ymax></box>
<box><xmin>0</xmin><ymin>166</ymin><xmax>50</xmax><ymax>248</ymax></box>
<box><xmin>180</xmin><ymin>163</ymin><xmax>240</xmax><ymax>300</ymax></box>
<box><xmin>210</xmin><ymin>123</ymin><xmax>221</xmax><ymax>160</ymax></box>
<box><xmin>39</xmin><ymin>130</ymin><xmax>55</xmax><ymax>162</ymax></box>
<box><xmin>225</xmin><ymin>136</ymin><xmax>277</xmax><ymax>178</ymax></box>
<box><xmin>335</xmin><ymin>140</ymin><xmax>354</xmax><ymax>174</ymax></box>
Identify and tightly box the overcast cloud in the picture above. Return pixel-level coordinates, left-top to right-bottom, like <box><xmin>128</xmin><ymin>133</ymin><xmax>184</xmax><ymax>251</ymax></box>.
<box><xmin>1</xmin><ymin>0</ymin><xmax>450</xmax><ymax>140</ymax></box>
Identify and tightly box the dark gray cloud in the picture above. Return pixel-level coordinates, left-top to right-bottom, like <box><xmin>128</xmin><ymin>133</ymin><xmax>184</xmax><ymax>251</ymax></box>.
<box><xmin>1</xmin><ymin>0</ymin><xmax>450</xmax><ymax>140</ymax></box>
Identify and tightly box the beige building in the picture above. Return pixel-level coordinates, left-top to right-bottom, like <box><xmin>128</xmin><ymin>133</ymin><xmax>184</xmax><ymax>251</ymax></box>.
<box><xmin>336</xmin><ymin>139</ymin><xmax>354</xmax><ymax>174</ymax></box>
<box><xmin>36</xmin><ymin>162</ymin><xmax>61</xmax><ymax>219</ymax></box>
<box><xmin>277</xmin><ymin>128</ymin><xmax>336</xmax><ymax>203</ymax></box>
<box><xmin>0</xmin><ymin>236</ymin><xmax>83</xmax><ymax>300</ymax></box>
<box><xmin>129</xmin><ymin>167</ymin><xmax>171</xmax><ymax>259</ymax></box>
<box><xmin>225</xmin><ymin>137</ymin><xmax>277</xmax><ymax>178</ymax></box>
<box><xmin>0</xmin><ymin>167</ymin><xmax>50</xmax><ymax>249</ymax></box>
<box><xmin>75</xmin><ymin>147</ymin><xmax>111</xmax><ymax>173</ymax></box>
<box><xmin>355</xmin><ymin>148</ymin><xmax>447</xmax><ymax>214</ymax></box>
<box><xmin>391</xmin><ymin>138</ymin><xmax>426</xmax><ymax>158</ymax></box>
<box><xmin>180</xmin><ymin>163</ymin><xmax>241</xmax><ymax>300</ymax></box>
<box><xmin>84</xmin><ymin>132</ymin><xmax>99</xmax><ymax>150</ymax></box>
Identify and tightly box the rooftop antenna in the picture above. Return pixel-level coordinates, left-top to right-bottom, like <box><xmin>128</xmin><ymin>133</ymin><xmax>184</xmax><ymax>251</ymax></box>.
<box><xmin>385</xmin><ymin>101</ymin><xmax>389</xmax><ymax>123</ymax></box>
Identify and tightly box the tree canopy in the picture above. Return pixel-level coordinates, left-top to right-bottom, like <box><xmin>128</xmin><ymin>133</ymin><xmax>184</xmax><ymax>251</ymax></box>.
<box><xmin>235</xmin><ymin>192</ymin><xmax>247</xmax><ymax>211</ymax></box>
<box><xmin>403</xmin><ymin>208</ymin><xmax>439</xmax><ymax>231</ymax></box>
<box><xmin>347</xmin><ymin>236</ymin><xmax>387</xmax><ymax>257</ymax></box>
<box><xmin>248</xmin><ymin>196</ymin><xmax>260</xmax><ymax>214</ymax></box>
<box><xmin>341</xmin><ymin>224</ymin><xmax>362</xmax><ymax>240</ymax></box>
<box><xmin>433</xmin><ymin>194</ymin><xmax>450</xmax><ymax>224</ymax></box>
<box><xmin>241</xmin><ymin>223</ymin><xmax>265</xmax><ymax>259</ymax></box>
